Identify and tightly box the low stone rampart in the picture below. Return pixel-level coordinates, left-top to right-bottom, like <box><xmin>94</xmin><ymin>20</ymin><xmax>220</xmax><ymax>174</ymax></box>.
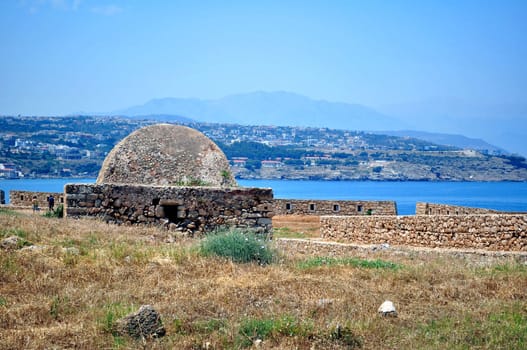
<box><xmin>416</xmin><ymin>202</ymin><xmax>503</xmax><ymax>215</ymax></box>
<box><xmin>273</xmin><ymin>199</ymin><xmax>397</xmax><ymax>216</ymax></box>
<box><xmin>321</xmin><ymin>214</ymin><xmax>527</xmax><ymax>251</ymax></box>
<box><xmin>9</xmin><ymin>190</ymin><xmax>64</xmax><ymax>208</ymax></box>
<box><xmin>65</xmin><ymin>183</ymin><xmax>274</xmax><ymax>236</ymax></box>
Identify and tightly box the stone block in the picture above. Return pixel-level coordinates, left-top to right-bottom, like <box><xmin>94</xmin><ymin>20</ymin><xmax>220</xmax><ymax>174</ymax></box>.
<box><xmin>159</xmin><ymin>199</ymin><xmax>184</xmax><ymax>206</ymax></box>
<box><xmin>155</xmin><ymin>206</ymin><xmax>165</xmax><ymax>218</ymax></box>
<box><xmin>257</xmin><ymin>218</ymin><xmax>272</xmax><ymax>225</ymax></box>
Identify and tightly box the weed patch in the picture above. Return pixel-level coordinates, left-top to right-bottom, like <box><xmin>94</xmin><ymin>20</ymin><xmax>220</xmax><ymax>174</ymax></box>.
<box><xmin>200</xmin><ymin>229</ymin><xmax>275</xmax><ymax>264</ymax></box>
<box><xmin>0</xmin><ymin>207</ymin><xmax>18</xmax><ymax>216</ymax></box>
<box><xmin>237</xmin><ymin>315</ymin><xmax>314</xmax><ymax>347</ymax></box>
<box><xmin>50</xmin><ymin>295</ymin><xmax>71</xmax><ymax>321</ymax></box>
<box><xmin>1</xmin><ymin>254</ymin><xmax>20</xmax><ymax>275</ymax></box>
<box><xmin>108</xmin><ymin>241</ymin><xmax>150</xmax><ymax>263</ymax></box>
<box><xmin>414</xmin><ymin>305</ymin><xmax>527</xmax><ymax>349</ymax></box>
<box><xmin>192</xmin><ymin>318</ymin><xmax>228</xmax><ymax>334</ymax></box>
<box><xmin>491</xmin><ymin>262</ymin><xmax>527</xmax><ymax>274</ymax></box>
<box><xmin>329</xmin><ymin>324</ymin><xmax>363</xmax><ymax>348</ymax></box>
<box><xmin>297</xmin><ymin>256</ymin><xmax>401</xmax><ymax>270</ymax></box>
<box><xmin>98</xmin><ymin>302</ymin><xmax>136</xmax><ymax>335</ymax></box>
<box><xmin>0</xmin><ymin>227</ymin><xmax>28</xmax><ymax>240</ymax></box>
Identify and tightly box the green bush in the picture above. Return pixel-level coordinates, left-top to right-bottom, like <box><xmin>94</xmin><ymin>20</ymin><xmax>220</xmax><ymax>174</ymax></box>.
<box><xmin>43</xmin><ymin>204</ymin><xmax>64</xmax><ymax>218</ymax></box>
<box><xmin>200</xmin><ymin>229</ymin><xmax>274</xmax><ymax>264</ymax></box>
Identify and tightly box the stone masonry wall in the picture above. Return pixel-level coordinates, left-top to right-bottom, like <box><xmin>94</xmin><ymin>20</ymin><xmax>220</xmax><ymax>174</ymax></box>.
<box><xmin>321</xmin><ymin>214</ymin><xmax>527</xmax><ymax>251</ymax></box>
<box><xmin>273</xmin><ymin>199</ymin><xmax>397</xmax><ymax>216</ymax></box>
<box><xmin>416</xmin><ymin>202</ymin><xmax>503</xmax><ymax>215</ymax></box>
<box><xmin>65</xmin><ymin>184</ymin><xmax>274</xmax><ymax>236</ymax></box>
<box><xmin>9</xmin><ymin>190</ymin><xmax>64</xmax><ymax>208</ymax></box>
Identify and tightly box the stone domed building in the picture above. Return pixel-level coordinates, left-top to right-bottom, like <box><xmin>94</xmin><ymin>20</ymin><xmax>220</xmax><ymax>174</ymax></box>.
<box><xmin>97</xmin><ymin>124</ymin><xmax>237</xmax><ymax>187</ymax></box>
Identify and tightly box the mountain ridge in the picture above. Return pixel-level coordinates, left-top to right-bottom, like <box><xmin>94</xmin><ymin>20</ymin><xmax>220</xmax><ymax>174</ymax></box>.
<box><xmin>110</xmin><ymin>91</ymin><xmax>522</xmax><ymax>156</ymax></box>
<box><xmin>114</xmin><ymin>91</ymin><xmax>404</xmax><ymax>131</ymax></box>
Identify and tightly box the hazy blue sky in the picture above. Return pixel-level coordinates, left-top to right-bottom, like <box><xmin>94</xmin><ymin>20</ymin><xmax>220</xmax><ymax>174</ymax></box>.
<box><xmin>1</xmin><ymin>0</ymin><xmax>526</xmax><ymax>118</ymax></box>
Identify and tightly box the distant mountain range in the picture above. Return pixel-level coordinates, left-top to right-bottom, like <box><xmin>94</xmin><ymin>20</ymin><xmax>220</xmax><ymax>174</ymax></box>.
<box><xmin>111</xmin><ymin>91</ymin><xmax>525</xmax><ymax>156</ymax></box>
<box><xmin>114</xmin><ymin>91</ymin><xmax>403</xmax><ymax>131</ymax></box>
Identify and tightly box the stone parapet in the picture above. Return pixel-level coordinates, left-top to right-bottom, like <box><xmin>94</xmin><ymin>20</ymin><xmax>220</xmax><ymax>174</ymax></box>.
<box><xmin>9</xmin><ymin>190</ymin><xmax>64</xmax><ymax>208</ymax></box>
<box><xmin>416</xmin><ymin>202</ymin><xmax>503</xmax><ymax>215</ymax></box>
<box><xmin>65</xmin><ymin>183</ymin><xmax>274</xmax><ymax>236</ymax></box>
<box><xmin>273</xmin><ymin>199</ymin><xmax>397</xmax><ymax>216</ymax></box>
<box><xmin>321</xmin><ymin>214</ymin><xmax>527</xmax><ymax>251</ymax></box>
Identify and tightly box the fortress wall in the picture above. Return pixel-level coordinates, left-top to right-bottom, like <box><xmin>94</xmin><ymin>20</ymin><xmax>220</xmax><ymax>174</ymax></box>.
<box><xmin>273</xmin><ymin>199</ymin><xmax>397</xmax><ymax>216</ymax></box>
<box><xmin>65</xmin><ymin>183</ymin><xmax>274</xmax><ymax>236</ymax></box>
<box><xmin>321</xmin><ymin>214</ymin><xmax>527</xmax><ymax>251</ymax></box>
<box><xmin>416</xmin><ymin>202</ymin><xmax>503</xmax><ymax>215</ymax></box>
<box><xmin>9</xmin><ymin>190</ymin><xmax>64</xmax><ymax>208</ymax></box>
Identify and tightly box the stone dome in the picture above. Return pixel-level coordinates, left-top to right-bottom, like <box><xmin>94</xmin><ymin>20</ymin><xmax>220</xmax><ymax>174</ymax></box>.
<box><xmin>96</xmin><ymin>124</ymin><xmax>237</xmax><ymax>187</ymax></box>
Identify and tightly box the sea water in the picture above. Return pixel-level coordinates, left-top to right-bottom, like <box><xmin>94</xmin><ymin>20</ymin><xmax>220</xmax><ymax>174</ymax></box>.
<box><xmin>1</xmin><ymin>178</ymin><xmax>526</xmax><ymax>215</ymax></box>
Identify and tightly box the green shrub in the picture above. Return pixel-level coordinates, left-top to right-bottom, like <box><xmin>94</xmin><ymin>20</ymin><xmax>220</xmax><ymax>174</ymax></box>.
<box><xmin>200</xmin><ymin>229</ymin><xmax>274</xmax><ymax>264</ymax></box>
<box><xmin>43</xmin><ymin>204</ymin><xmax>64</xmax><ymax>218</ymax></box>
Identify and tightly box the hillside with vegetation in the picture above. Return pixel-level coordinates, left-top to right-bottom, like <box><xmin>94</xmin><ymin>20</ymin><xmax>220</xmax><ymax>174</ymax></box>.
<box><xmin>1</xmin><ymin>115</ymin><xmax>526</xmax><ymax>181</ymax></box>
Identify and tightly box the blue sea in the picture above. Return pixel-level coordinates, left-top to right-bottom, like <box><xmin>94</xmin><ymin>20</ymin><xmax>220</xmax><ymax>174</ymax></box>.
<box><xmin>1</xmin><ymin>178</ymin><xmax>526</xmax><ymax>215</ymax></box>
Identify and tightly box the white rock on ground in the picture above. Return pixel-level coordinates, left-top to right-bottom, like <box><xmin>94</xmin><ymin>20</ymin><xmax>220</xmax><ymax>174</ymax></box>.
<box><xmin>0</xmin><ymin>236</ymin><xmax>29</xmax><ymax>250</ymax></box>
<box><xmin>378</xmin><ymin>300</ymin><xmax>397</xmax><ymax>317</ymax></box>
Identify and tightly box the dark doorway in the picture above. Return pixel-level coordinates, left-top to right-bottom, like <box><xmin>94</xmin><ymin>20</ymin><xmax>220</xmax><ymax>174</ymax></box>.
<box><xmin>163</xmin><ymin>205</ymin><xmax>181</xmax><ymax>223</ymax></box>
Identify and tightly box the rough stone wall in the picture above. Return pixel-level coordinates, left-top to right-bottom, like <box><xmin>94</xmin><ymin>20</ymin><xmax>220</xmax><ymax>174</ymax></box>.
<box><xmin>65</xmin><ymin>184</ymin><xmax>274</xmax><ymax>235</ymax></box>
<box><xmin>321</xmin><ymin>214</ymin><xmax>527</xmax><ymax>251</ymax></box>
<box><xmin>416</xmin><ymin>202</ymin><xmax>503</xmax><ymax>215</ymax></box>
<box><xmin>273</xmin><ymin>199</ymin><xmax>397</xmax><ymax>216</ymax></box>
<box><xmin>9</xmin><ymin>190</ymin><xmax>64</xmax><ymax>208</ymax></box>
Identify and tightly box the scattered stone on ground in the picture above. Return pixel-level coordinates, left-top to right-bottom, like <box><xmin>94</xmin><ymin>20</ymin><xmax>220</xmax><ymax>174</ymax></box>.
<box><xmin>372</xmin><ymin>243</ymin><xmax>390</xmax><ymax>251</ymax></box>
<box><xmin>378</xmin><ymin>300</ymin><xmax>397</xmax><ymax>317</ymax></box>
<box><xmin>1</xmin><ymin>236</ymin><xmax>30</xmax><ymax>250</ymax></box>
<box><xmin>20</xmin><ymin>245</ymin><xmax>45</xmax><ymax>252</ymax></box>
<box><xmin>115</xmin><ymin>305</ymin><xmax>166</xmax><ymax>339</ymax></box>
<box><xmin>61</xmin><ymin>247</ymin><xmax>80</xmax><ymax>255</ymax></box>
<box><xmin>316</xmin><ymin>298</ymin><xmax>335</xmax><ymax>308</ymax></box>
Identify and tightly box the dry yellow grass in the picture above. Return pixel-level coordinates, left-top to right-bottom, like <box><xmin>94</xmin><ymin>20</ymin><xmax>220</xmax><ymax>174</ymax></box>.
<box><xmin>272</xmin><ymin>215</ymin><xmax>320</xmax><ymax>238</ymax></box>
<box><xmin>1</xmin><ymin>209</ymin><xmax>526</xmax><ymax>349</ymax></box>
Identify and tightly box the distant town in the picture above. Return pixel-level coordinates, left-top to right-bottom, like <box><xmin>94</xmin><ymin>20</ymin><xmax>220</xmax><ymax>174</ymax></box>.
<box><xmin>1</xmin><ymin>115</ymin><xmax>526</xmax><ymax>181</ymax></box>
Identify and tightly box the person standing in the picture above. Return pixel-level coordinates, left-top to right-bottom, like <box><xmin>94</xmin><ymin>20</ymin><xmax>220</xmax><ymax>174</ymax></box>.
<box><xmin>32</xmin><ymin>196</ymin><xmax>39</xmax><ymax>212</ymax></box>
<box><xmin>47</xmin><ymin>194</ymin><xmax>55</xmax><ymax>211</ymax></box>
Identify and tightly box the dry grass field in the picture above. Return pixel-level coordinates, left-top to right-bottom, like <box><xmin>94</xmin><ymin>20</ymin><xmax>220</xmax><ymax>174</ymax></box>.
<box><xmin>272</xmin><ymin>215</ymin><xmax>320</xmax><ymax>239</ymax></box>
<box><xmin>1</xmin><ymin>209</ymin><xmax>526</xmax><ymax>349</ymax></box>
